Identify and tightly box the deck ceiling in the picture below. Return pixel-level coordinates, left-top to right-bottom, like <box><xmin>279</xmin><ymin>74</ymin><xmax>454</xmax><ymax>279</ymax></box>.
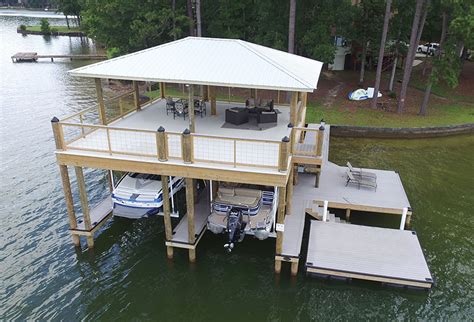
<box><xmin>69</xmin><ymin>37</ymin><xmax>323</xmax><ymax>92</ymax></box>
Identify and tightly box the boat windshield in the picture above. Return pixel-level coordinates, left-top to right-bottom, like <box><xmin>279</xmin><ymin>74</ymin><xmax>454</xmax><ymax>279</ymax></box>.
<box><xmin>128</xmin><ymin>173</ymin><xmax>162</xmax><ymax>181</ymax></box>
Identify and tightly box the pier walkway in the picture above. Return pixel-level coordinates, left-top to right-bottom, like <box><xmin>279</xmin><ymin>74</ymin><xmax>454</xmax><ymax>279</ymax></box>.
<box><xmin>306</xmin><ymin>221</ymin><xmax>433</xmax><ymax>289</ymax></box>
<box><xmin>11</xmin><ymin>52</ymin><xmax>107</xmax><ymax>62</ymax></box>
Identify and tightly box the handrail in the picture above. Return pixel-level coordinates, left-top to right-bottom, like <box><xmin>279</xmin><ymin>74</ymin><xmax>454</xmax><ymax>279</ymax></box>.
<box><xmin>61</xmin><ymin>105</ymin><xmax>98</xmax><ymax>122</ymax></box>
<box><xmin>104</xmin><ymin>90</ymin><xmax>135</xmax><ymax>103</ymax></box>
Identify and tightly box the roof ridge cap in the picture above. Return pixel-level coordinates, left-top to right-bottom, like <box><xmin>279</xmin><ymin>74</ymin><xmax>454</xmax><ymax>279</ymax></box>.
<box><xmin>236</xmin><ymin>40</ymin><xmax>313</xmax><ymax>89</ymax></box>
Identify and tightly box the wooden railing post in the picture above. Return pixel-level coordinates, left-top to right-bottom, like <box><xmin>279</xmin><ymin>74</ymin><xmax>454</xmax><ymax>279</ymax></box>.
<box><xmin>181</xmin><ymin>128</ymin><xmax>193</xmax><ymax>163</ymax></box>
<box><xmin>95</xmin><ymin>78</ymin><xmax>107</xmax><ymax>125</ymax></box>
<box><xmin>188</xmin><ymin>85</ymin><xmax>195</xmax><ymax>133</ymax></box>
<box><xmin>51</xmin><ymin>117</ymin><xmax>65</xmax><ymax>150</ymax></box>
<box><xmin>160</xmin><ymin>82</ymin><xmax>166</xmax><ymax>98</ymax></box>
<box><xmin>156</xmin><ymin>126</ymin><xmax>168</xmax><ymax>161</ymax></box>
<box><xmin>162</xmin><ymin>175</ymin><xmax>173</xmax><ymax>259</ymax></box>
<box><xmin>278</xmin><ymin>136</ymin><xmax>290</xmax><ymax>172</ymax></box>
<box><xmin>317</xmin><ymin>124</ymin><xmax>325</xmax><ymax>157</ymax></box>
<box><xmin>106</xmin><ymin>127</ymin><xmax>112</xmax><ymax>155</ymax></box>
<box><xmin>288</xmin><ymin>123</ymin><xmax>294</xmax><ymax>153</ymax></box>
<box><xmin>133</xmin><ymin>80</ymin><xmax>140</xmax><ymax>111</ymax></box>
<box><xmin>119</xmin><ymin>97</ymin><xmax>124</xmax><ymax>116</ymax></box>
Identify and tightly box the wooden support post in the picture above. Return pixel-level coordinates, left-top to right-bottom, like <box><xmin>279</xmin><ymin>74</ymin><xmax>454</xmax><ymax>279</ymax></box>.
<box><xmin>286</xmin><ymin>167</ymin><xmax>294</xmax><ymax>215</ymax></box>
<box><xmin>301</xmin><ymin>92</ymin><xmax>308</xmax><ymax>107</ymax></box>
<box><xmin>107</xmin><ymin>170</ymin><xmax>114</xmax><ymax>192</ymax></box>
<box><xmin>345</xmin><ymin>208</ymin><xmax>351</xmax><ymax>221</ymax></box>
<box><xmin>315</xmin><ymin>170</ymin><xmax>320</xmax><ymax>188</ymax></box>
<box><xmin>162</xmin><ymin>175</ymin><xmax>174</xmax><ymax>259</ymax></box>
<box><xmin>181</xmin><ymin>129</ymin><xmax>193</xmax><ymax>164</ymax></box>
<box><xmin>317</xmin><ymin>125</ymin><xmax>325</xmax><ymax>157</ymax></box>
<box><xmin>275</xmin><ymin>260</ymin><xmax>282</xmax><ymax>274</ymax></box>
<box><xmin>293</xmin><ymin>164</ymin><xmax>299</xmax><ymax>185</ymax></box>
<box><xmin>275</xmin><ymin>186</ymin><xmax>287</xmax><ymax>273</ymax></box>
<box><xmin>185</xmin><ymin>177</ymin><xmax>196</xmax><ymax>262</ymax></box>
<box><xmin>278</xmin><ymin>136</ymin><xmax>290</xmax><ymax>172</ymax></box>
<box><xmin>290</xmin><ymin>92</ymin><xmax>298</xmax><ymax>126</ymax></box>
<box><xmin>95</xmin><ymin>78</ymin><xmax>107</xmax><ymax>125</ymax></box>
<box><xmin>203</xmin><ymin>85</ymin><xmax>209</xmax><ymax>101</ymax></box>
<box><xmin>291</xmin><ymin>261</ymin><xmax>298</xmax><ymax>276</ymax></box>
<box><xmin>209</xmin><ymin>85</ymin><xmax>217</xmax><ymax>115</ymax></box>
<box><xmin>133</xmin><ymin>80</ymin><xmax>140</xmax><ymax>111</ymax></box>
<box><xmin>156</xmin><ymin>126</ymin><xmax>168</xmax><ymax>161</ymax></box>
<box><xmin>212</xmin><ymin>180</ymin><xmax>218</xmax><ymax>200</ymax></box>
<box><xmin>52</xmin><ymin>117</ymin><xmax>80</xmax><ymax>246</ymax></box>
<box><xmin>188</xmin><ymin>85</ymin><xmax>195</xmax><ymax>132</ymax></box>
<box><xmin>160</xmin><ymin>82</ymin><xmax>166</xmax><ymax>98</ymax></box>
<box><xmin>74</xmin><ymin>166</ymin><xmax>94</xmax><ymax>248</ymax></box>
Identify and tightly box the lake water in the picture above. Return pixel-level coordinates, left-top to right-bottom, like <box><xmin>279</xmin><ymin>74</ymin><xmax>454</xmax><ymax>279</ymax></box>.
<box><xmin>1</xmin><ymin>11</ymin><xmax>473</xmax><ymax>320</ymax></box>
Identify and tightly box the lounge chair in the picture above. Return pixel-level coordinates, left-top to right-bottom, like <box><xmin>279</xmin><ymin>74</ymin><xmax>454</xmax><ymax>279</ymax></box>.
<box><xmin>173</xmin><ymin>99</ymin><xmax>188</xmax><ymax>119</ymax></box>
<box><xmin>347</xmin><ymin>162</ymin><xmax>377</xmax><ymax>180</ymax></box>
<box><xmin>346</xmin><ymin>170</ymin><xmax>377</xmax><ymax>191</ymax></box>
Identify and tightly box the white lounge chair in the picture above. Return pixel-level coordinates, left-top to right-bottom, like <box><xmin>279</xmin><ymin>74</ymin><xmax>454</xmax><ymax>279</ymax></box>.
<box><xmin>347</xmin><ymin>162</ymin><xmax>377</xmax><ymax>180</ymax></box>
<box><xmin>346</xmin><ymin>170</ymin><xmax>377</xmax><ymax>191</ymax></box>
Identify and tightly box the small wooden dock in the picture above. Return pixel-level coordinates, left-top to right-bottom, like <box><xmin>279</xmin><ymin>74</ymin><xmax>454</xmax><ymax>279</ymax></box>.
<box><xmin>11</xmin><ymin>52</ymin><xmax>107</xmax><ymax>63</ymax></box>
<box><xmin>305</xmin><ymin>221</ymin><xmax>433</xmax><ymax>289</ymax></box>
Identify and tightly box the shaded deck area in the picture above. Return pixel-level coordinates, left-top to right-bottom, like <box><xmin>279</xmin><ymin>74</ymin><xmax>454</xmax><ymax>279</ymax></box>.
<box><xmin>71</xmin><ymin>196</ymin><xmax>113</xmax><ymax>237</ymax></box>
<box><xmin>305</xmin><ymin>221</ymin><xmax>433</xmax><ymax>289</ymax></box>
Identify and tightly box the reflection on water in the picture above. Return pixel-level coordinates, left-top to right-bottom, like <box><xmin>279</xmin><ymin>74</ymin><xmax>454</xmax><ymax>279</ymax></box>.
<box><xmin>1</xmin><ymin>11</ymin><xmax>473</xmax><ymax>320</ymax></box>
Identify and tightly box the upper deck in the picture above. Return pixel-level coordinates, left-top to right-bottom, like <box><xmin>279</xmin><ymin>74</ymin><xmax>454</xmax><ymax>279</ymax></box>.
<box><xmin>54</xmin><ymin>96</ymin><xmax>327</xmax><ymax>187</ymax></box>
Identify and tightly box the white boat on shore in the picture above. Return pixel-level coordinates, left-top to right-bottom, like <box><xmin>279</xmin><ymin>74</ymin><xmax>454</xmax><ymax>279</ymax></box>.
<box><xmin>112</xmin><ymin>173</ymin><xmax>185</xmax><ymax>219</ymax></box>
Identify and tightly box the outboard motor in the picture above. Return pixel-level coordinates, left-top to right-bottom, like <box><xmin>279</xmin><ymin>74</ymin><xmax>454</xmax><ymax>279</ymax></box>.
<box><xmin>224</xmin><ymin>208</ymin><xmax>246</xmax><ymax>252</ymax></box>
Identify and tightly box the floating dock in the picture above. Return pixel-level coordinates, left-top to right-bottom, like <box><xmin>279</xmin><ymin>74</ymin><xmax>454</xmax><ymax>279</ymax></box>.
<box><xmin>11</xmin><ymin>52</ymin><xmax>107</xmax><ymax>62</ymax></box>
<box><xmin>306</xmin><ymin>221</ymin><xmax>433</xmax><ymax>289</ymax></box>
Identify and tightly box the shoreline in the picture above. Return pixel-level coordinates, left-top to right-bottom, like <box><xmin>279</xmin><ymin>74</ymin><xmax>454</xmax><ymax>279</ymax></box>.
<box><xmin>17</xmin><ymin>28</ymin><xmax>86</xmax><ymax>37</ymax></box>
<box><xmin>330</xmin><ymin>123</ymin><xmax>474</xmax><ymax>138</ymax></box>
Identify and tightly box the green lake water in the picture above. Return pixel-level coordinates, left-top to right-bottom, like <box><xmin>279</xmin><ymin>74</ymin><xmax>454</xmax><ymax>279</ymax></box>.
<box><xmin>1</xmin><ymin>11</ymin><xmax>473</xmax><ymax>320</ymax></box>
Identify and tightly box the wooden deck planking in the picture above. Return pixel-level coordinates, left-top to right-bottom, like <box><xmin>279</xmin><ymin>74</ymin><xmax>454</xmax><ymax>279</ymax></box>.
<box><xmin>72</xmin><ymin>196</ymin><xmax>113</xmax><ymax>236</ymax></box>
<box><xmin>305</xmin><ymin>221</ymin><xmax>433</xmax><ymax>288</ymax></box>
<box><xmin>167</xmin><ymin>190</ymin><xmax>210</xmax><ymax>248</ymax></box>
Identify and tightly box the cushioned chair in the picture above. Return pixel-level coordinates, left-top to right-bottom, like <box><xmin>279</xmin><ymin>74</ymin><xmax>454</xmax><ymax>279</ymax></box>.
<box><xmin>257</xmin><ymin>111</ymin><xmax>277</xmax><ymax>124</ymax></box>
<box><xmin>226</xmin><ymin>108</ymin><xmax>249</xmax><ymax>125</ymax></box>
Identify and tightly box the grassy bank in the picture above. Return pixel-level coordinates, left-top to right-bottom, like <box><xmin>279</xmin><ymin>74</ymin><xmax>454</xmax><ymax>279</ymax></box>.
<box><xmin>306</xmin><ymin>103</ymin><xmax>474</xmax><ymax>127</ymax></box>
<box><xmin>23</xmin><ymin>25</ymin><xmax>82</xmax><ymax>34</ymax></box>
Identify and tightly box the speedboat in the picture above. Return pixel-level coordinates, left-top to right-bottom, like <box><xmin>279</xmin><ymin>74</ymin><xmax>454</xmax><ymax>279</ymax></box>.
<box><xmin>207</xmin><ymin>187</ymin><xmax>277</xmax><ymax>251</ymax></box>
<box><xmin>112</xmin><ymin>173</ymin><xmax>185</xmax><ymax>219</ymax></box>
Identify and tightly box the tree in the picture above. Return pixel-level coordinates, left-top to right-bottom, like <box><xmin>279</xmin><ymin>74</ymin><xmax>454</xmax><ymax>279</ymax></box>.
<box><xmin>371</xmin><ymin>0</ymin><xmax>392</xmax><ymax>108</ymax></box>
<box><xmin>397</xmin><ymin>0</ymin><xmax>428</xmax><ymax>113</ymax></box>
<box><xmin>195</xmin><ymin>0</ymin><xmax>202</xmax><ymax>37</ymax></box>
<box><xmin>288</xmin><ymin>0</ymin><xmax>296</xmax><ymax>53</ymax></box>
<box><xmin>187</xmin><ymin>0</ymin><xmax>194</xmax><ymax>36</ymax></box>
<box><xmin>56</xmin><ymin>0</ymin><xmax>82</xmax><ymax>27</ymax></box>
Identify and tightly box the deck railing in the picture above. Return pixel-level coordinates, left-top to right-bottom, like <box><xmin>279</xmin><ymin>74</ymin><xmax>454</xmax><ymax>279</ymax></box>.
<box><xmin>55</xmin><ymin>121</ymin><xmax>287</xmax><ymax>171</ymax></box>
<box><xmin>291</xmin><ymin>127</ymin><xmax>323</xmax><ymax>158</ymax></box>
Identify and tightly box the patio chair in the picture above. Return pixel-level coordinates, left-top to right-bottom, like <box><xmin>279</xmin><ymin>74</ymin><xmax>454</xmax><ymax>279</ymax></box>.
<box><xmin>166</xmin><ymin>96</ymin><xmax>176</xmax><ymax>115</ymax></box>
<box><xmin>174</xmin><ymin>100</ymin><xmax>188</xmax><ymax>120</ymax></box>
<box><xmin>194</xmin><ymin>99</ymin><xmax>207</xmax><ymax>117</ymax></box>
<box><xmin>347</xmin><ymin>162</ymin><xmax>377</xmax><ymax>180</ymax></box>
<box><xmin>345</xmin><ymin>169</ymin><xmax>377</xmax><ymax>191</ymax></box>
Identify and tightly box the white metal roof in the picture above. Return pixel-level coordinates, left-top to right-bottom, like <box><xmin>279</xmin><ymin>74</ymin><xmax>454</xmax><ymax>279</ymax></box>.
<box><xmin>69</xmin><ymin>37</ymin><xmax>323</xmax><ymax>92</ymax></box>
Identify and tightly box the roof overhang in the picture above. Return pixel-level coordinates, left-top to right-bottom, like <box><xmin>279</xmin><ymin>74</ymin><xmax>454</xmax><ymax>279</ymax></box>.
<box><xmin>69</xmin><ymin>37</ymin><xmax>323</xmax><ymax>93</ymax></box>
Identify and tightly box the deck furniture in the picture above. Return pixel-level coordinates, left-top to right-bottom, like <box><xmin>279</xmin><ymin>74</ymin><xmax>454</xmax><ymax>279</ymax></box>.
<box><xmin>173</xmin><ymin>99</ymin><xmax>189</xmax><ymax>119</ymax></box>
<box><xmin>345</xmin><ymin>169</ymin><xmax>377</xmax><ymax>191</ymax></box>
<box><xmin>166</xmin><ymin>96</ymin><xmax>176</xmax><ymax>115</ymax></box>
<box><xmin>257</xmin><ymin>110</ymin><xmax>278</xmax><ymax>124</ymax></box>
<box><xmin>194</xmin><ymin>99</ymin><xmax>207</xmax><ymax>117</ymax></box>
<box><xmin>347</xmin><ymin>162</ymin><xmax>377</xmax><ymax>180</ymax></box>
<box><xmin>225</xmin><ymin>107</ymin><xmax>249</xmax><ymax>125</ymax></box>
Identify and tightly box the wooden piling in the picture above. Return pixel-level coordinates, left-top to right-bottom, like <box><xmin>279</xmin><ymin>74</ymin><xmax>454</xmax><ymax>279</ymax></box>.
<box><xmin>74</xmin><ymin>166</ymin><xmax>94</xmax><ymax>248</ymax></box>
<box><xmin>133</xmin><ymin>80</ymin><xmax>140</xmax><ymax>111</ymax></box>
<box><xmin>52</xmin><ymin>117</ymin><xmax>80</xmax><ymax>246</ymax></box>
<box><xmin>275</xmin><ymin>186</ymin><xmax>287</xmax><ymax>273</ymax></box>
<box><xmin>162</xmin><ymin>175</ymin><xmax>174</xmax><ymax>259</ymax></box>
<box><xmin>160</xmin><ymin>82</ymin><xmax>166</xmax><ymax>98</ymax></box>
<box><xmin>185</xmin><ymin>177</ymin><xmax>196</xmax><ymax>262</ymax></box>
<box><xmin>291</xmin><ymin>261</ymin><xmax>298</xmax><ymax>276</ymax></box>
<box><xmin>188</xmin><ymin>85</ymin><xmax>195</xmax><ymax>132</ymax></box>
<box><xmin>315</xmin><ymin>170</ymin><xmax>320</xmax><ymax>188</ymax></box>
<box><xmin>345</xmin><ymin>209</ymin><xmax>351</xmax><ymax>221</ymax></box>
<box><xmin>209</xmin><ymin>86</ymin><xmax>217</xmax><ymax>115</ymax></box>
<box><xmin>95</xmin><ymin>78</ymin><xmax>107</xmax><ymax>125</ymax></box>
<box><xmin>286</xmin><ymin>167</ymin><xmax>294</xmax><ymax>215</ymax></box>
<box><xmin>290</xmin><ymin>92</ymin><xmax>298</xmax><ymax>125</ymax></box>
